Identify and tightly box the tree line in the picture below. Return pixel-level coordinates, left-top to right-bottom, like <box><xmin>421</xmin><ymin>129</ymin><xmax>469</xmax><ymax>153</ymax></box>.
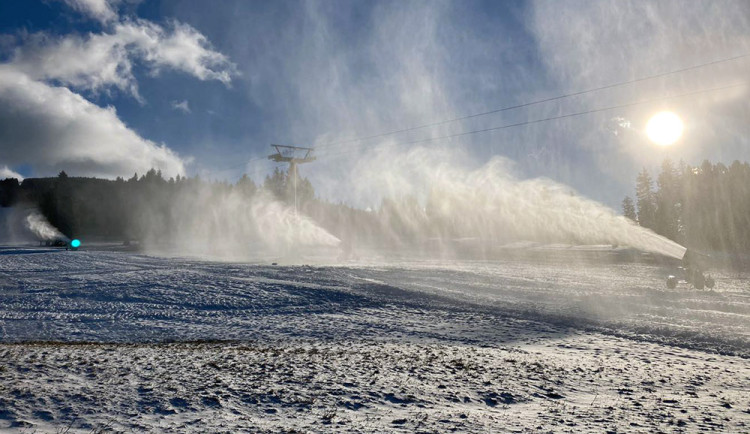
<box><xmin>0</xmin><ymin>168</ymin><xmax>320</xmax><ymax>242</ymax></box>
<box><xmin>0</xmin><ymin>167</ymin><xmax>434</xmax><ymax>252</ymax></box>
<box><xmin>622</xmin><ymin>159</ymin><xmax>750</xmax><ymax>254</ymax></box>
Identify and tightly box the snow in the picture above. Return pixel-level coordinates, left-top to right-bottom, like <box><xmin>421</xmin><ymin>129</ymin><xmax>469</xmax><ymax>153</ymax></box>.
<box><xmin>0</xmin><ymin>246</ymin><xmax>748</xmax><ymax>432</ymax></box>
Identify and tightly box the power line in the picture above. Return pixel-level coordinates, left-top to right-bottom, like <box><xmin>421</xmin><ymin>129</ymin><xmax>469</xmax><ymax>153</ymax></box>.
<box><xmin>314</xmin><ymin>52</ymin><xmax>749</xmax><ymax>151</ymax></box>
<box><xmin>205</xmin><ymin>52</ymin><xmax>749</xmax><ymax>176</ymax></box>
<box><xmin>317</xmin><ymin>81</ymin><xmax>746</xmax><ymax>160</ymax></box>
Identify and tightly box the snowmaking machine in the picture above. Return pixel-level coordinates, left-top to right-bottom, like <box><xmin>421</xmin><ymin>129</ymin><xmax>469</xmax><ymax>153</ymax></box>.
<box><xmin>68</xmin><ymin>238</ymin><xmax>81</xmax><ymax>251</ymax></box>
<box><xmin>666</xmin><ymin>249</ymin><xmax>715</xmax><ymax>289</ymax></box>
<box><xmin>42</xmin><ymin>237</ymin><xmax>81</xmax><ymax>250</ymax></box>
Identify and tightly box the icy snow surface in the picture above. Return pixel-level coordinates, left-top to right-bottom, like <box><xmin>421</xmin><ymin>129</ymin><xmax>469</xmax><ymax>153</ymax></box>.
<box><xmin>0</xmin><ymin>247</ymin><xmax>748</xmax><ymax>432</ymax></box>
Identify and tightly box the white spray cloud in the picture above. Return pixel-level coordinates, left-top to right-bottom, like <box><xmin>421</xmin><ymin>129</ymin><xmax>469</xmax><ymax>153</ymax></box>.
<box><xmin>25</xmin><ymin>211</ymin><xmax>67</xmax><ymax>241</ymax></box>
<box><xmin>345</xmin><ymin>144</ymin><xmax>686</xmax><ymax>259</ymax></box>
<box><xmin>140</xmin><ymin>186</ymin><xmax>339</xmax><ymax>260</ymax></box>
<box><xmin>250</xmin><ymin>194</ymin><xmax>340</xmax><ymax>249</ymax></box>
<box><xmin>0</xmin><ymin>165</ymin><xmax>23</xmax><ymax>181</ymax></box>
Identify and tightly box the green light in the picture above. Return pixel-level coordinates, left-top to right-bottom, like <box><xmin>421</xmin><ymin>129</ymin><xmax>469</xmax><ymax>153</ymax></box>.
<box><xmin>70</xmin><ymin>239</ymin><xmax>81</xmax><ymax>248</ymax></box>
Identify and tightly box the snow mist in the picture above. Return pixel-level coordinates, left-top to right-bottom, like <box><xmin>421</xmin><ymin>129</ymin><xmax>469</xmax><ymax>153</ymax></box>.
<box><xmin>25</xmin><ymin>211</ymin><xmax>67</xmax><ymax>241</ymax></box>
<box><xmin>335</xmin><ymin>145</ymin><xmax>686</xmax><ymax>260</ymax></box>
<box><xmin>138</xmin><ymin>183</ymin><xmax>339</xmax><ymax>260</ymax></box>
<box><xmin>138</xmin><ymin>145</ymin><xmax>685</xmax><ymax>262</ymax></box>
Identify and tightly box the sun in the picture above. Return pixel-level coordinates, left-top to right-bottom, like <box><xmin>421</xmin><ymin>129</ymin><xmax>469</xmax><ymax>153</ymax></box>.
<box><xmin>646</xmin><ymin>111</ymin><xmax>683</xmax><ymax>146</ymax></box>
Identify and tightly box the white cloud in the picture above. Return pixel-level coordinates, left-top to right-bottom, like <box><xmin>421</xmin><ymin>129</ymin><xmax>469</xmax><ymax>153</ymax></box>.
<box><xmin>10</xmin><ymin>19</ymin><xmax>237</xmax><ymax>99</ymax></box>
<box><xmin>0</xmin><ymin>165</ymin><xmax>23</xmax><ymax>181</ymax></box>
<box><xmin>61</xmin><ymin>0</ymin><xmax>121</xmax><ymax>23</ymax></box>
<box><xmin>10</xmin><ymin>30</ymin><xmax>138</xmax><ymax>98</ymax></box>
<box><xmin>171</xmin><ymin>100</ymin><xmax>191</xmax><ymax>113</ymax></box>
<box><xmin>130</xmin><ymin>20</ymin><xmax>237</xmax><ymax>85</ymax></box>
<box><xmin>0</xmin><ymin>66</ymin><xmax>185</xmax><ymax>178</ymax></box>
<box><xmin>0</xmin><ymin>1</ymin><xmax>237</xmax><ymax>181</ymax></box>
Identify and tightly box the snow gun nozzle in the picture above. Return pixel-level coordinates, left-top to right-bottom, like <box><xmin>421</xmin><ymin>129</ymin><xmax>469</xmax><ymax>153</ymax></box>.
<box><xmin>682</xmin><ymin>249</ymin><xmax>710</xmax><ymax>269</ymax></box>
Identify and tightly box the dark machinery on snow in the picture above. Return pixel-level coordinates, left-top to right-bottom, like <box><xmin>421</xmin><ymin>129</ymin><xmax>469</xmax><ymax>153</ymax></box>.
<box><xmin>40</xmin><ymin>238</ymin><xmax>81</xmax><ymax>251</ymax></box>
<box><xmin>666</xmin><ymin>249</ymin><xmax>715</xmax><ymax>289</ymax></box>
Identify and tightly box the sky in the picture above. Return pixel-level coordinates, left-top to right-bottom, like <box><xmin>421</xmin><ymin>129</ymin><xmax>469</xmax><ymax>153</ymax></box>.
<box><xmin>0</xmin><ymin>0</ymin><xmax>748</xmax><ymax>209</ymax></box>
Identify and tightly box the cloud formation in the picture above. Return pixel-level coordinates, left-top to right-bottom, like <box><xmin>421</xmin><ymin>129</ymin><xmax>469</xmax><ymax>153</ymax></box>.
<box><xmin>0</xmin><ymin>1</ymin><xmax>236</xmax><ymax>179</ymax></box>
<box><xmin>0</xmin><ymin>66</ymin><xmax>185</xmax><ymax>178</ymax></box>
<box><xmin>171</xmin><ymin>100</ymin><xmax>191</xmax><ymax>113</ymax></box>
<box><xmin>61</xmin><ymin>0</ymin><xmax>121</xmax><ymax>23</ymax></box>
<box><xmin>10</xmin><ymin>19</ymin><xmax>237</xmax><ymax>100</ymax></box>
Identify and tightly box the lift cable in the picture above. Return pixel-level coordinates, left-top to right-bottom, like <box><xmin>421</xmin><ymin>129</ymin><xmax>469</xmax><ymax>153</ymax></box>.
<box><xmin>205</xmin><ymin>52</ymin><xmax>749</xmax><ymax>176</ymax></box>
<box><xmin>316</xmin><ymin>81</ymin><xmax>746</xmax><ymax>160</ymax></box>
<box><xmin>313</xmin><ymin>52</ymin><xmax>750</xmax><ymax>151</ymax></box>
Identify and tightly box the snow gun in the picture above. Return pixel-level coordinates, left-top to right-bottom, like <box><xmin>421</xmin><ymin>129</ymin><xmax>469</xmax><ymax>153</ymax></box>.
<box><xmin>68</xmin><ymin>239</ymin><xmax>81</xmax><ymax>251</ymax></box>
<box><xmin>666</xmin><ymin>249</ymin><xmax>714</xmax><ymax>290</ymax></box>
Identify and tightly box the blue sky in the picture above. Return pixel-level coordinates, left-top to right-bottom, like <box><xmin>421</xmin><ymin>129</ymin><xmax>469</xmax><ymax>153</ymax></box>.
<box><xmin>0</xmin><ymin>0</ymin><xmax>748</xmax><ymax>208</ymax></box>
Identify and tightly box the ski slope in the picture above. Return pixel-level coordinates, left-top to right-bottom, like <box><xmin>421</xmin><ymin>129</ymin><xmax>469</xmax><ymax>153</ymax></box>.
<box><xmin>0</xmin><ymin>247</ymin><xmax>748</xmax><ymax>432</ymax></box>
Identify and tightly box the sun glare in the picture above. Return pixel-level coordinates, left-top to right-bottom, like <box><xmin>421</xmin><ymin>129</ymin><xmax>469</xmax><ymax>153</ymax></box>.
<box><xmin>646</xmin><ymin>111</ymin><xmax>683</xmax><ymax>146</ymax></box>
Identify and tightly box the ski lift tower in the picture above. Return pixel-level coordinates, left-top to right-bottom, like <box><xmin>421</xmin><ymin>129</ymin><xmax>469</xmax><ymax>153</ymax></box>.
<box><xmin>268</xmin><ymin>144</ymin><xmax>316</xmax><ymax>216</ymax></box>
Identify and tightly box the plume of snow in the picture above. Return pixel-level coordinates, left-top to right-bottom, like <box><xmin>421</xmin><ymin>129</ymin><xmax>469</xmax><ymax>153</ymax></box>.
<box><xmin>0</xmin><ymin>165</ymin><xmax>23</xmax><ymax>180</ymax></box>
<box><xmin>25</xmin><ymin>212</ymin><xmax>67</xmax><ymax>241</ymax></box>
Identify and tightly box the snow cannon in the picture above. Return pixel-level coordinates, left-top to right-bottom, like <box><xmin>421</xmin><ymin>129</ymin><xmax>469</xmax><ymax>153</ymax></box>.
<box><xmin>682</xmin><ymin>249</ymin><xmax>714</xmax><ymax>272</ymax></box>
<box><xmin>69</xmin><ymin>239</ymin><xmax>81</xmax><ymax>251</ymax></box>
<box><xmin>43</xmin><ymin>237</ymin><xmax>68</xmax><ymax>247</ymax></box>
<box><xmin>666</xmin><ymin>249</ymin><xmax>714</xmax><ymax>289</ymax></box>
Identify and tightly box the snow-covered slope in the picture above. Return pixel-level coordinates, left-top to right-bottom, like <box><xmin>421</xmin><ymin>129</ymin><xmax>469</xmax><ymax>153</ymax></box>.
<box><xmin>0</xmin><ymin>247</ymin><xmax>748</xmax><ymax>432</ymax></box>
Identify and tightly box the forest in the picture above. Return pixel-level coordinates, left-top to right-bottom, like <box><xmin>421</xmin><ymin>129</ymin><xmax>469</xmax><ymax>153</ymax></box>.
<box><xmin>623</xmin><ymin>159</ymin><xmax>750</xmax><ymax>254</ymax></box>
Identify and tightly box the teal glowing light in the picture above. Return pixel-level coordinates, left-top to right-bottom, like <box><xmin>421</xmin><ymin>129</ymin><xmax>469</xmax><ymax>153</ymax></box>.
<box><xmin>70</xmin><ymin>239</ymin><xmax>81</xmax><ymax>248</ymax></box>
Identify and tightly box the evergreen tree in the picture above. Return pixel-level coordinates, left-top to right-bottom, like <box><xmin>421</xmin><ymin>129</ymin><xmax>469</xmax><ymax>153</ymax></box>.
<box><xmin>0</xmin><ymin>178</ymin><xmax>20</xmax><ymax>207</ymax></box>
<box><xmin>655</xmin><ymin>159</ymin><xmax>681</xmax><ymax>241</ymax></box>
<box><xmin>263</xmin><ymin>167</ymin><xmax>288</xmax><ymax>201</ymax></box>
<box><xmin>621</xmin><ymin>196</ymin><xmax>636</xmax><ymax>221</ymax></box>
<box><xmin>635</xmin><ymin>168</ymin><xmax>656</xmax><ymax>230</ymax></box>
<box><xmin>237</xmin><ymin>174</ymin><xmax>257</xmax><ymax>198</ymax></box>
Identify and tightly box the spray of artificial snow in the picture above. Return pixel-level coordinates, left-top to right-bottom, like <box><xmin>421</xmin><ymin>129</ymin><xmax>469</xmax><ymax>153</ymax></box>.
<box><xmin>342</xmin><ymin>145</ymin><xmax>686</xmax><ymax>259</ymax></box>
<box><xmin>136</xmin><ymin>144</ymin><xmax>685</xmax><ymax>262</ymax></box>
<box><xmin>140</xmin><ymin>185</ymin><xmax>339</xmax><ymax>260</ymax></box>
<box><xmin>25</xmin><ymin>211</ymin><xmax>67</xmax><ymax>241</ymax></box>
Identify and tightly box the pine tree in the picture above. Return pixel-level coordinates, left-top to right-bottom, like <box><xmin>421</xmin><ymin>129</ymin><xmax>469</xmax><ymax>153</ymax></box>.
<box><xmin>263</xmin><ymin>167</ymin><xmax>287</xmax><ymax>201</ymax></box>
<box><xmin>635</xmin><ymin>168</ymin><xmax>656</xmax><ymax>230</ymax></box>
<box><xmin>655</xmin><ymin>159</ymin><xmax>681</xmax><ymax>241</ymax></box>
<box><xmin>622</xmin><ymin>196</ymin><xmax>636</xmax><ymax>221</ymax></box>
<box><xmin>237</xmin><ymin>174</ymin><xmax>257</xmax><ymax>197</ymax></box>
